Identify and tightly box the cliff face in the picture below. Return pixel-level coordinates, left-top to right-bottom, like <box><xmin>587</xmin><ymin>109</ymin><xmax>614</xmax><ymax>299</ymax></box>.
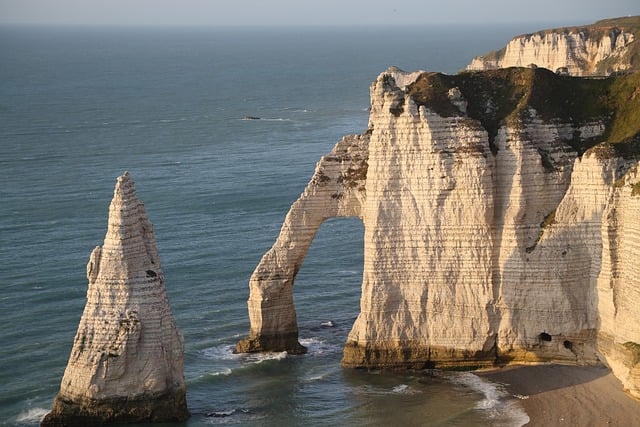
<box><xmin>467</xmin><ymin>16</ymin><xmax>640</xmax><ymax>76</ymax></box>
<box><xmin>237</xmin><ymin>67</ymin><xmax>640</xmax><ymax>398</ymax></box>
<box><xmin>596</xmin><ymin>164</ymin><xmax>640</xmax><ymax>398</ymax></box>
<box><xmin>42</xmin><ymin>172</ymin><xmax>189</xmax><ymax>426</ymax></box>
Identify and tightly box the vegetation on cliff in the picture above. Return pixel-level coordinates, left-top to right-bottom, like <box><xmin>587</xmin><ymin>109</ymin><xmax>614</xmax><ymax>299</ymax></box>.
<box><xmin>574</xmin><ymin>16</ymin><xmax>640</xmax><ymax>75</ymax></box>
<box><xmin>405</xmin><ymin>67</ymin><xmax>640</xmax><ymax>155</ymax></box>
<box><xmin>472</xmin><ymin>16</ymin><xmax>640</xmax><ymax>76</ymax></box>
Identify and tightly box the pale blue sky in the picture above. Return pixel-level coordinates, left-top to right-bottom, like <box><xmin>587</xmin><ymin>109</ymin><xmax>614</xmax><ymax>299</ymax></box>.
<box><xmin>0</xmin><ymin>0</ymin><xmax>638</xmax><ymax>26</ymax></box>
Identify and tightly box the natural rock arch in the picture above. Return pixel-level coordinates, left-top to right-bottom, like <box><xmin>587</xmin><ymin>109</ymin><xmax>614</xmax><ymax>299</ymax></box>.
<box><xmin>234</xmin><ymin>133</ymin><xmax>369</xmax><ymax>354</ymax></box>
<box><xmin>235</xmin><ymin>67</ymin><xmax>640</xmax><ymax>399</ymax></box>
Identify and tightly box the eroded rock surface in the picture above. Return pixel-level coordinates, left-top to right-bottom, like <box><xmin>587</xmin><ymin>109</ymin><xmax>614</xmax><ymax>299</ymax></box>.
<box><xmin>42</xmin><ymin>172</ymin><xmax>188</xmax><ymax>426</ymax></box>
<box><xmin>237</xmin><ymin>66</ymin><xmax>640</xmax><ymax>399</ymax></box>
<box><xmin>235</xmin><ymin>134</ymin><xmax>368</xmax><ymax>354</ymax></box>
<box><xmin>467</xmin><ymin>16</ymin><xmax>640</xmax><ymax>76</ymax></box>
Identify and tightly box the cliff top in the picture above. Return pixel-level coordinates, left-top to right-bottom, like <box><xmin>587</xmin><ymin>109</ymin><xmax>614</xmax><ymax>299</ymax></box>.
<box><xmin>535</xmin><ymin>16</ymin><xmax>640</xmax><ymax>38</ymax></box>
<box><xmin>401</xmin><ymin>67</ymin><xmax>640</xmax><ymax>154</ymax></box>
<box><xmin>475</xmin><ymin>16</ymin><xmax>640</xmax><ymax>76</ymax></box>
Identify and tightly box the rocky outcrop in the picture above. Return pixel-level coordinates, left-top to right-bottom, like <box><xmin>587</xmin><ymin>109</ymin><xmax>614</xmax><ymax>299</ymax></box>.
<box><xmin>467</xmin><ymin>16</ymin><xmax>640</xmax><ymax>76</ymax></box>
<box><xmin>236</xmin><ymin>66</ymin><xmax>640</xmax><ymax>398</ymax></box>
<box><xmin>42</xmin><ymin>172</ymin><xmax>188</xmax><ymax>426</ymax></box>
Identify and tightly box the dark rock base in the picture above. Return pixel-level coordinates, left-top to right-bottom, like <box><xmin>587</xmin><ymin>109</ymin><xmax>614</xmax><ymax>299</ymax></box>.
<box><xmin>341</xmin><ymin>338</ymin><xmax>600</xmax><ymax>370</ymax></box>
<box><xmin>41</xmin><ymin>387</ymin><xmax>189</xmax><ymax>426</ymax></box>
<box><xmin>341</xmin><ymin>341</ymin><xmax>500</xmax><ymax>370</ymax></box>
<box><xmin>234</xmin><ymin>331</ymin><xmax>307</xmax><ymax>355</ymax></box>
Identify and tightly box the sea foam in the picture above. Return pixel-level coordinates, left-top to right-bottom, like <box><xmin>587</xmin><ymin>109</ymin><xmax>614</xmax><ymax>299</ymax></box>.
<box><xmin>16</xmin><ymin>407</ymin><xmax>48</xmax><ymax>424</ymax></box>
<box><xmin>299</xmin><ymin>337</ymin><xmax>341</xmax><ymax>355</ymax></box>
<box><xmin>449</xmin><ymin>372</ymin><xmax>530</xmax><ymax>427</ymax></box>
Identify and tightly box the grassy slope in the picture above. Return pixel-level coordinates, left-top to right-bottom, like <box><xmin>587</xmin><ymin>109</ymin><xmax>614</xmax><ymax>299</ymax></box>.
<box><xmin>404</xmin><ymin>67</ymin><xmax>640</xmax><ymax>154</ymax></box>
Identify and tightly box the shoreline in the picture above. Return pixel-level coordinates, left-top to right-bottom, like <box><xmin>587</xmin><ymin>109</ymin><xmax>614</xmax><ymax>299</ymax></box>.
<box><xmin>477</xmin><ymin>364</ymin><xmax>640</xmax><ymax>426</ymax></box>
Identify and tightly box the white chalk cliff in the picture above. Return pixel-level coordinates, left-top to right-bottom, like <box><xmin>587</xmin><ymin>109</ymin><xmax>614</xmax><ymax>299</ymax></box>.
<box><xmin>467</xmin><ymin>17</ymin><xmax>639</xmax><ymax>76</ymax></box>
<box><xmin>236</xmin><ymin>66</ymin><xmax>640</xmax><ymax>399</ymax></box>
<box><xmin>42</xmin><ymin>172</ymin><xmax>188</xmax><ymax>426</ymax></box>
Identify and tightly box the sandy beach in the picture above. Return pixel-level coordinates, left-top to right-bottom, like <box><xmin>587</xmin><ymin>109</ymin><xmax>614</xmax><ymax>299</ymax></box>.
<box><xmin>479</xmin><ymin>364</ymin><xmax>640</xmax><ymax>426</ymax></box>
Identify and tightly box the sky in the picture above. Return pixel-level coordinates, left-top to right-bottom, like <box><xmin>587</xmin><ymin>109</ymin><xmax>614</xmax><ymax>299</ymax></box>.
<box><xmin>0</xmin><ymin>0</ymin><xmax>638</xmax><ymax>27</ymax></box>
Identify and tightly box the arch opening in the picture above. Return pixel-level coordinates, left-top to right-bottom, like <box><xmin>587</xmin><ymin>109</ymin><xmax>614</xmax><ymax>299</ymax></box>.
<box><xmin>234</xmin><ymin>132</ymin><xmax>369</xmax><ymax>355</ymax></box>
<box><xmin>293</xmin><ymin>217</ymin><xmax>364</xmax><ymax>351</ymax></box>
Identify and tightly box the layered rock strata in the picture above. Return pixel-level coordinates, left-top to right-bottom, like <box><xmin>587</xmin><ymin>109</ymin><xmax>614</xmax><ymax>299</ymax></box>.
<box><xmin>237</xmin><ymin>66</ymin><xmax>640</xmax><ymax>398</ymax></box>
<box><xmin>467</xmin><ymin>16</ymin><xmax>640</xmax><ymax>76</ymax></box>
<box><xmin>42</xmin><ymin>172</ymin><xmax>188</xmax><ymax>426</ymax></box>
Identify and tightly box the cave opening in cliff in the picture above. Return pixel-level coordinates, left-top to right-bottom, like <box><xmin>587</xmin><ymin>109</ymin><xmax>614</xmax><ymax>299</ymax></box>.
<box><xmin>538</xmin><ymin>332</ymin><xmax>552</xmax><ymax>342</ymax></box>
<box><xmin>292</xmin><ymin>217</ymin><xmax>364</xmax><ymax>346</ymax></box>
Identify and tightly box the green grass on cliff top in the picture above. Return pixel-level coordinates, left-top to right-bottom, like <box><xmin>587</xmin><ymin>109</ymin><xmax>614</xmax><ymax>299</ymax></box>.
<box><xmin>405</xmin><ymin>67</ymin><xmax>640</xmax><ymax>153</ymax></box>
<box><xmin>533</xmin><ymin>15</ymin><xmax>640</xmax><ymax>38</ymax></box>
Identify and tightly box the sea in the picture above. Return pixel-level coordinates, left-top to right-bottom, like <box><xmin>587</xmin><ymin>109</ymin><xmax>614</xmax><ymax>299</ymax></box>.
<box><xmin>0</xmin><ymin>23</ymin><xmax>551</xmax><ymax>426</ymax></box>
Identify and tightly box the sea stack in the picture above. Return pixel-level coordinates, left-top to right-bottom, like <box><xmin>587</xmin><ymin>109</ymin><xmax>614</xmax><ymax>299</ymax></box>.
<box><xmin>42</xmin><ymin>172</ymin><xmax>189</xmax><ymax>426</ymax></box>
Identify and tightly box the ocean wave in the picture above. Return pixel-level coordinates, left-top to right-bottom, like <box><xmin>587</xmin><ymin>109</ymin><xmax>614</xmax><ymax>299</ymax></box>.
<box><xmin>208</xmin><ymin>408</ymin><xmax>237</xmax><ymax>417</ymax></box>
<box><xmin>201</xmin><ymin>344</ymin><xmax>288</xmax><ymax>366</ymax></box>
<box><xmin>204</xmin><ymin>408</ymin><xmax>257</xmax><ymax>425</ymax></box>
<box><xmin>231</xmin><ymin>339</ymin><xmax>339</xmax><ymax>364</ymax></box>
<box><xmin>351</xmin><ymin>382</ymin><xmax>419</xmax><ymax>397</ymax></box>
<box><xmin>337</xmin><ymin>269</ymin><xmax>359</xmax><ymax>275</ymax></box>
<box><xmin>281</xmin><ymin>107</ymin><xmax>313</xmax><ymax>113</ymax></box>
<box><xmin>242</xmin><ymin>351</ymin><xmax>288</xmax><ymax>364</ymax></box>
<box><xmin>209</xmin><ymin>368</ymin><xmax>233</xmax><ymax>377</ymax></box>
<box><xmin>353</xmin><ymin>383</ymin><xmax>422</xmax><ymax>396</ymax></box>
<box><xmin>16</xmin><ymin>407</ymin><xmax>48</xmax><ymax>424</ymax></box>
<box><xmin>391</xmin><ymin>384</ymin><xmax>421</xmax><ymax>395</ymax></box>
<box><xmin>448</xmin><ymin>372</ymin><xmax>530</xmax><ymax>427</ymax></box>
<box><xmin>299</xmin><ymin>337</ymin><xmax>341</xmax><ymax>356</ymax></box>
<box><xmin>306</xmin><ymin>373</ymin><xmax>327</xmax><ymax>382</ymax></box>
<box><xmin>202</xmin><ymin>344</ymin><xmax>237</xmax><ymax>361</ymax></box>
<box><xmin>302</xmin><ymin>365</ymin><xmax>338</xmax><ymax>382</ymax></box>
<box><xmin>207</xmin><ymin>408</ymin><xmax>246</xmax><ymax>417</ymax></box>
<box><xmin>156</xmin><ymin>117</ymin><xmax>188</xmax><ymax>123</ymax></box>
<box><xmin>190</xmin><ymin>367</ymin><xmax>235</xmax><ymax>385</ymax></box>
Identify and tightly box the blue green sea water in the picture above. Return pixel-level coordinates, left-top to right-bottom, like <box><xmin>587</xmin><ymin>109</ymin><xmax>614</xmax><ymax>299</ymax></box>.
<box><xmin>0</xmin><ymin>23</ymin><xmax>549</xmax><ymax>426</ymax></box>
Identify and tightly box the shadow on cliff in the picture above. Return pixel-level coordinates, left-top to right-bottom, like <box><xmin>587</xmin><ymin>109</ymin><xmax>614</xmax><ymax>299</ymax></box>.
<box><xmin>497</xmin><ymin>206</ymin><xmax>603</xmax><ymax>364</ymax></box>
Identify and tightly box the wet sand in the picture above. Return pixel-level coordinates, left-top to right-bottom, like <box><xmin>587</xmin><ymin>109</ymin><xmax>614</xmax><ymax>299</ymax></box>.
<box><xmin>479</xmin><ymin>364</ymin><xmax>640</xmax><ymax>426</ymax></box>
